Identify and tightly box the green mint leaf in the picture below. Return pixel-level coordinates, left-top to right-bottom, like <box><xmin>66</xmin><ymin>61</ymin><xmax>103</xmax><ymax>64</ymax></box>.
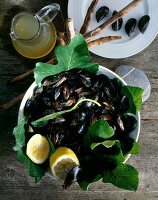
<box><xmin>47</xmin><ymin>136</ymin><xmax>55</xmax><ymax>156</ymax></box>
<box><xmin>120</xmin><ymin>137</ymin><xmax>140</xmax><ymax>156</ymax></box>
<box><xmin>101</xmin><ymin>141</ymin><xmax>125</xmax><ymax>164</ymax></box>
<box><xmin>17</xmin><ymin>149</ymin><xmax>46</xmax><ymax>183</ymax></box>
<box><xmin>78</xmin><ymin>174</ymin><xmax>102</xmax><ymax>191</ymax></box>
<box><xmin>91</xmin><ymin>140</ymin><xmax>117</xmax><ymax>150</ymax></box>
<box><xmin>13</xmin><ymin>117</ymin><xmax>27</xmax><ymax>151</ymax></box>
<box><xmin>122</xmin><ymin>86</ymin><xmax>144</xmax><ymax>115</ymax></box>
<box><xmin>83</xmin><ymin>133</ymin><xmax>91</xmax><ymax>148</ymax></box>
<box><xmin>130</xmin><ymin>141</ymin><xmax>140</xmax><ymax>155</ymax></box>
<box><xmin>34</xmin><ymin>34</ymin><xmax>99</xmax><ymax>86</ymax></box>
<box><xmin>89</xmin><ymin>141</ymin><xmax>125</xmax><ymax>164</ymax></box>
<box><xmin>103</xmin><ymin>163</ymin><xmax>139</xmax><ymax>191</ymax></box>
<box><xmin>32</xmin><ymin>109</ymin><xmax>71</xmax><ymax>127</ymax></box>
<box><xmin>32</xmin><ymin>99</ymin><xmax>101</xmax><ymax>127</ymax></box>
<box><xmin>78</xmin><ymin>180</ymin><xmax>90</xmax><ymax>191</ymax></box>
<box><xmin>88</xmin><ymin>119</ymin><xmax>115</xmax><ymax>141</ymax></box>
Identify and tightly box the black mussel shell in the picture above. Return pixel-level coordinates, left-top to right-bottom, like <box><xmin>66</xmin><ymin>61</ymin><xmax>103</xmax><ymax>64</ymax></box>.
<box><xmin>24</xmin><ymin>98</ymin><xmax>38</xmax><ymax>116</ymax></box>
<box><xmin>125</xmin><ymin>18</ymin><xmax>137</xmax><ymax>37</ymax></box>
<box><xmin>118</xmin><ymin>96</ymin><xmax>129</xmax><ymax>113</ymax></box>
<box><xmin>123</xmin><ymin>114</ymin><xmax>137</xmax><ymax>133</ymax></box>
<box><xmin>63</xmin><ymin>166</ymin><xmax>81</xmax><ymax>189</ymax></box>
<box><xmin>96</xmin><ymin>6</ymin><xmax>109</xmax><ymax>23</ymax></box>
<box><xmin>138</xmin><ymin>15</ymin><xmax>150</xmax><ymax>34</ymax></box>
<box><xmin>112</xmin><ymin>10</ymin><xmax>123</xmax><ymax>31</ymax></box>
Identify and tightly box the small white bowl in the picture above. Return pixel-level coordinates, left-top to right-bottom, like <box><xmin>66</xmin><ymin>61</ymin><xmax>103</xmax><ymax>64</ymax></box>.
<box><xmin>18</xmin><ymin>66</ymin><xmax>140</xmax><ymax>162</ymax></box>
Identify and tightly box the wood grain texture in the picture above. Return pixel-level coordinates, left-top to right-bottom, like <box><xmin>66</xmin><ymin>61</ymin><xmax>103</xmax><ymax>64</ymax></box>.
<box><xmin>0</xmin><ymin>0</ymin><xmax>158</xmax><ymax>200</ymax></box>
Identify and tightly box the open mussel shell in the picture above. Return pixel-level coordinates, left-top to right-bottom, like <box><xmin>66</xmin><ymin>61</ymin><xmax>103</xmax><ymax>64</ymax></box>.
<box><xmin>138</xmin><ymin>15</ymin><xmax>150</xmax><ymax>34</ymax></box>
<box><xmin>112</xmin><ymin>10</ymin><xmax>123</xmax><ymax>31</ymax></box>
<box><xmin>125</xmin><ymin>18</ymin><xmax>137</xmax><ymax>37</ymax></box>
<box><xmin>96</xmin><ymin>6</ymin><xmax>109</xmax><ymax>23</ymax></box>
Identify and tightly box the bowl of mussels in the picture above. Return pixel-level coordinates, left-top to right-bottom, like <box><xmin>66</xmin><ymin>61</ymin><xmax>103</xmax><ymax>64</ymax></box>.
<box><xmin>16</xmin><ymin>65</ymin><xmax>142</xmax><ymax>191</ymax></box>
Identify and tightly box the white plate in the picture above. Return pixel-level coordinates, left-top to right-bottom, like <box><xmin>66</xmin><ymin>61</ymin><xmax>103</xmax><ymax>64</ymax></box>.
<box><xmin>68</xmin><ymin>0</ymin><xmax>158</xmax><ymax>58</ymax></box>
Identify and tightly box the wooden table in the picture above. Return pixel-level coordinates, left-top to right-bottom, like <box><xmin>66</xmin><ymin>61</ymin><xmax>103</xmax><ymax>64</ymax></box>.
<box><xmin>0</xmin><ymin>1</ymin><xmax>158</xmax><ymax>199</ymax></box>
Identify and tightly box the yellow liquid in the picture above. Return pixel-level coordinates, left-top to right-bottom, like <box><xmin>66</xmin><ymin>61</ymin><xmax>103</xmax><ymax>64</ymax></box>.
<box><xmin>12</xmin><ymin>13</ymin><xmax>57</xmax><ymax>59</ymax></box>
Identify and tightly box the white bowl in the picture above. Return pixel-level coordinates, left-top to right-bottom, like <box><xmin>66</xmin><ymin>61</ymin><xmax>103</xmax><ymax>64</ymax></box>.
<box><xmin>18</xmin><ymin>66</ymin><xmax>140</xmax><ymax>162</ymax></box>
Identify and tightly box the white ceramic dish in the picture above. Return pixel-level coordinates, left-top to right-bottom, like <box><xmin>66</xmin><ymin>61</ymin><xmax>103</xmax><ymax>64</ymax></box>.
<box><xmin>68</xmin><ymin>0</ymin><xmax>158</xmax><ymax>58</ymax></box>
<box><xmin>18</xmin><ymin>66</ymin><xmax>140</xmax><ymax>162</ymax></box>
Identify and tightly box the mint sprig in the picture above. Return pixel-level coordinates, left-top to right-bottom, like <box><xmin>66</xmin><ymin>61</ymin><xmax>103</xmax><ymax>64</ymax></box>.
<box><xmin>88</xmin><ymin>119</ymin><xmax>115</xmax><ymax>141</ymax></box>
<box><xmin>103</xmin><ymin>163</ymin><xmax>139</xmax><ymax>191</ymax></box>
<box><xmin>32</xmin><ymin>98</ymin><xmax>101</xmax><ymax>127</ymax></box>
<box><xmin>13</xmin><ymin>117</ymin><xmax>27</xmax><ymax>151</ymax></box>
<box><xmin>122</xmin><ymin>85</ymin><xmax>144</xmax><ymax>115</ymax></box>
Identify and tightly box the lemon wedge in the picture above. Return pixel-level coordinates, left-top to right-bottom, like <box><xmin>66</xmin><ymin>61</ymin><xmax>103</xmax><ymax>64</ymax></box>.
<box><xmin>49</xmin><ymin>147</ymin><xmax>79</xmax><ymax>180</ymax></box>
<box><xmin>26</xmin><ymin>134</ymin><xmax>49</xmax><ymax>164</ymax></box>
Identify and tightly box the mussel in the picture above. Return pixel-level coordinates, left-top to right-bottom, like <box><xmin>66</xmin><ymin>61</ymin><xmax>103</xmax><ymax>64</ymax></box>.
<box><xmin>116</xmin><ymin>114</ymin><xmax>125</xmax><ymax>132</ymax></box>
<box><xmin>125</xmin><ymin>18</ymin><xmax>137</xmax><ymax>37</ymax></box>
<box><xmin>24</xmin><ymin>98</ymin><xmax>39</xmax><ymax>116</ymax></box>
<box><xmin>63</xmin><ymin>166</ymin><xmax>81</xmax><ymax>189</ymax></box>
<box><xmin>96</xmin><ymin>6</ymin><xmax>109</xmax><ymax>23</ymax></box>
<box><xmin>118</xmin><ymin>96</ymin><xmax>129</xmax><ymax>113</ymax></box>
<box><xmin>138</xmin><ymin>15</ymin><xmax>150</xmax><ymax>34</ymax></box>
<box><xmin>112</xmin><ymin>10</ymin><xmax>123</xmax><ymax>31</ymax></box>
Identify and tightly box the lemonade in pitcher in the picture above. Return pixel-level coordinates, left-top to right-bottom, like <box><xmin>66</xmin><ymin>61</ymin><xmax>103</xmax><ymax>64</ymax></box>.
<box><xmin>10</xmin><ymin>4</ymin><xmax>60</xmax><ymax>59</ymax></box>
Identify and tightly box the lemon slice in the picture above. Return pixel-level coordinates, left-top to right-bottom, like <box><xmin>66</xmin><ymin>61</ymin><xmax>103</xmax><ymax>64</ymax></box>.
<box><xmin>26</xmin><ymin>134</ymin><xmax>49</xmax><ymax>164</ymax></box>
<box><xmin>49</xmin><ymin>147</ymin><xmax>79</xmax><ymax>180</ymax></box>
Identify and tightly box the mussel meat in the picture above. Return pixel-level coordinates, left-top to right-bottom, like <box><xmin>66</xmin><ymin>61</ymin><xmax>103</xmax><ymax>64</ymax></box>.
<box><xmin>116</xmin><ymin>114</ymin><xmax>125</xmax><ymax>132</ymax></box>
<box><xmin>54</xmin><ymin>87</ymin><xmax>61</xmax><ymax>101</ymax></box>
<box><xmin>63</xmin><ymin>84</ymin><xmax>70</xmax><ymax>100</ymax></box>
<box><xmin>138</xmin><ymin>15</ymin><xmax>150</xmax><ymax>34</ymax></box>
<box><xmin>80</xmin><ymin>74</ymin><xmax>92</xmax><ymax>88</ymax></box>
<box><xmin>112</xmin><ymin>10</ymin><xmax>123</xmax><ymax>31</ymax></box>
<box><xmin>125</xmin><ymin>18</ymin><xmax>137</xmax><ymax>37</ymax></box>
<box><xmin>96</xmin><ymin>6</ymin><xmax>109</xmax><ymax>23</ymax></box>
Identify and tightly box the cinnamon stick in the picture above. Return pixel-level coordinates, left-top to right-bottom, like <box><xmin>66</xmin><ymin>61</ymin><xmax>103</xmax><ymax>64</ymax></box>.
<box><xmin>88</xmin><ymin>36</ymin><xmax>122</xmax><ymax>48</ymax></box>
<box><xmin>57</xmin><ymin>32</ymin><xmax>67</xmax><ymax>46</ymax></box>
<box><xmin>7</xmin><ymin>57</ymin><xmax>57</xmax><ymax>84</ymax></box>
<box><xmin>66</xmin><ymin>18</ymin><xmax>75</xmax><ymax>43</ymax></box>
<box><xmin>7</xmin><ymin>69</ymin><xmax>33</xmax><ymax>84</ymax></box>
<box><xmin>84</xmin><ymin>0</ymin><xmax>143</xmax><ymax>41</ymax></box>
<box><xmin>46</xmin><ymin>57</ymin><xmax>57</xmax><ymax>65</ymax></box>
<box><xmin>80</xmin><ymin>0</ymin><xmax>99</xmax><ymax>34</ymax></box>
<box><xmin>0</xmin><ymin>93</ymin><xmax>25</xmax><ymax>110</ymax></box>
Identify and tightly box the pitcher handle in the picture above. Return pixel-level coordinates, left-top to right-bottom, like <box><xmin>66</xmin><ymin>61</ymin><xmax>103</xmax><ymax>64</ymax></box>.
<box><xmin>36</xmin><ymin>3</ymin><xmax>60</xmax><ymax>23</ymax></box>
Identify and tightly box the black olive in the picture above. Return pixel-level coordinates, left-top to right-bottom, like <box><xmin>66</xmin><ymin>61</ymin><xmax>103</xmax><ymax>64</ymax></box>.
<box><xmin>125</xmin><ymin>18</ymin><xmax>137</xmax><ymax>37</ymax></box>
<box><xmin>138</xmin><ymin>15</ymin><xmax>150</xmax><ymax>34</ymax></box>
<box><xmin>112</xmin><ymin>10</ymin><xmax>123</xmax><ymax>31</ymax></box>
<box><xmin>96</xmin><ymin>6</ymin><xmax>109</xmax><ymax>23</ymax></box>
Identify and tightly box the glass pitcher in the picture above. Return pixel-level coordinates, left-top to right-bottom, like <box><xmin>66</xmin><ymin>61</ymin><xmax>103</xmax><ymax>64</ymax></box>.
<box><xmin>10</xmin><ymin>3</ymin><xmax>60</xmax><ymax>59</ymax></box>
